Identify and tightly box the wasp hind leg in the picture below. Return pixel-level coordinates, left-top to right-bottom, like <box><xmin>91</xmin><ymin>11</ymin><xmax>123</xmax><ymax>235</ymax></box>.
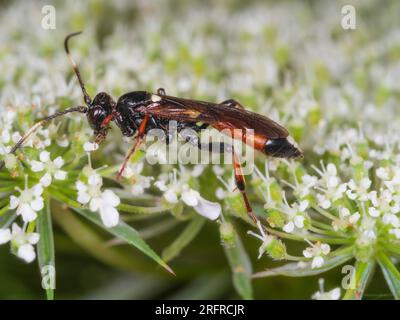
<box><xmin>231</xmin><ymin>150</ymin><xmax>259</xmax><ymax>223</ymax></box>
<box><xmin>183</xmin><ymin>134</ymin><xmax>259</xmax><ymax>224</ymax></box>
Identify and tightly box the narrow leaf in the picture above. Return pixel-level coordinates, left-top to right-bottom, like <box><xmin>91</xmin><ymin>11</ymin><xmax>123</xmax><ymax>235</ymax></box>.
<box><xmin>253</xmin><ymin>251</ymin><xmax>352</xmax><ymax>278</ymax></box>
<box><xmin>222</xmin><ymin>221</ymin><xmax>253</xmax><ymax>300</ymax></box>
<box><xmin>343</xmin><ymin>260</ymin><xmax>375</xmax><ymax>300</ymax></box>
<box><xmin>0</xmin><ymin>210</ymin><xmax>15</xmax><ymax>228</ymax></box>
<box><xmin>377</xmin><ymin>251</ymin><xmax>400</xmax><ymax>300</ymax></box>
<box><xmin>36</xmin><ymin>198</ymin><xmax>55</xmax><ymax>300</ymax></box>
<box><xmin>73</xmin><ymin>208</ymin><xmax>174</xmax><ymax>275</ymax></box>
<box><xmin>52</xmin><ymin>205</ymin><xmax>159</xmax><ymax>272</ymax></box>
<box><xmin>162</xmin><ymin>216</ymin><xmax>205</xmax><ymax>262</ymax></box>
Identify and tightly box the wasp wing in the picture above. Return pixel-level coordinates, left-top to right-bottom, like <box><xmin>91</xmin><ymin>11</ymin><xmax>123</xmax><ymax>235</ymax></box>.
<box><xmin>143</xmin><ymin>95</ymin><xmax>289</xmax><ymax>139</ymax></box>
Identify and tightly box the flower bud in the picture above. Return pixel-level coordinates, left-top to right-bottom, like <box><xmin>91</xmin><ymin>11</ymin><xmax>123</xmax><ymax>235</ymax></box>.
<box><xmin>4</xmin><ymin>154</ymin><xmax>17</xmax><ymax>170</ymax></box>
<box><xmin>219</xmin><ymin>222</ymin><xmax>235</xmax><ymax>246</ymax></box>
<box><xmin>266</xmin><ymin>238</ymin><xmax>287</xmax><ymax>260</ymax></box>
<box><xmin>269</xmin><ymin>181</ymin><xmax>282</xmax><ymax>204</ymax></box>
<box><xmin>225</xmin><ymin>193</ymin><xmax>247</xmax><ymax>219</ymax></box>
<box><xmin>266</xmin><ymin>209</ymin><xmax>285</xmax><ymax>228</ymax></box>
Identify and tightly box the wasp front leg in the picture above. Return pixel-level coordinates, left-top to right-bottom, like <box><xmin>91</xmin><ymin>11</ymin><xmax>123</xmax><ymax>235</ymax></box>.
<box><xmin>94</xmin><ymin>112</ymin><xmax>118</xmax><ymax>145</ymax></box>
<box><xmin>116</xmin><ymin>114</ymin><xmax>149</xmax><ymax>180</ymax></box>
<box><xmin>94</xmin><ymin>130</ymin><xmax>108</xmax><ymax>145</ymax></box>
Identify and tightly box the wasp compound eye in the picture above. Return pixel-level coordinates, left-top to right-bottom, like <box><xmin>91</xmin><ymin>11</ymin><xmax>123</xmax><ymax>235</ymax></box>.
<box><xmin>87</xmin><ymin>106</ymin><xmax>107</xmax><ymax>132</ymax></box>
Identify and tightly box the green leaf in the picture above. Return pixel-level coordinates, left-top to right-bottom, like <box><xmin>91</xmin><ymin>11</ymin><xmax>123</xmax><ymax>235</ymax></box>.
<box><xmin>72</xmin><ymin>208</ymin><xmax>174</xmax><ymax>275</ymax></box>
<box><xmin>36</xmin><ymin>198</ymin><xmax>55</xmax><ymax>300</ymax></box>
<box><xmin>343</xmin><ymin>260</ymin><xmax>375</xmax><ymax>300</ymax></box>
<box><xmin>0</xmin><ymin>210</ymin><xmax>15</xmax><ymax>228</ymax></box>
<box><xmin>253</xmin><ymin>250</ymin><xmax>352</xmax><ymax>278</ymax></box>
<box><xmin>377</xmin><ymin>251</ymin><xmax>400</xmax><ymax>300</ymax></box>
<box><xmin>52</xmin><ymin>205</ymin><xmax>159</xmax><ymax>272</ymax></box>
<box><xmin>162</xmin><ymin>216</ymin><xmax>205</xmax><ymax>262</ymax></box>
<box><xmin>222</xmin><ymin>221</ymin><xmax>253</xmax><ymax>300</ymax></box>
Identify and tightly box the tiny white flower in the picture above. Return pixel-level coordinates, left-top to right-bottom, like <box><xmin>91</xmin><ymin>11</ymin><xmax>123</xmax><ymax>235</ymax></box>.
<box><xmin>356</xmin><ymin>216</ymin><xmax>378</xmax><ymax>245</ymax></box>
<box><xmin>346</xmin><ymin>178</ymin><xmax>371</xmax><ymax>201</ymax></box>
<box><xmin>192</xmin><ymin>195</ymin><xmax>221</xmax><ymax>220</ymax></box>
<box><xmin>122</xmin><ymin>162</ymin><xmax>153</xmax><ymax>196</ymax></box>
<box><xmin>317</xmin><ymin>194</ymin><xmax>331</xmax><ymax>209</ymax></box>
<box><xmin>155</xmin><ymin>171</ymin><xmax>221</xmax><ymax>220</ymax></box>
<box><xmin>382</xmin><ymin>213</ymin><xmax>399</xmax><ymax>227</ymax></box>
<box><xmin>30</xmin><ymin>151</ymin><xmax>67</xmax><ymax>187</ymax></box>
<box><xmin>376</xmin><ymin>167</ymin><xmax>389</xmax><ymax>180</ymax></box>
<box><xmin>280</xmin><ymin>197</ymin><xmax>308</xmax><ymax>233</ymax></box>
<box><xmin>296</xmin><ymin>174</ymin><xmax>318</xmax><ymax>198</ymax></box>
<box><xmin>303</xmin><ymin>241</ymin><xmax>330</xmax><ymax>269</ymax></box>
<box><xmin>56</xmin><ymin>137</ymin><xmax>69</xmax><ymax>148</ymax></box>
<box><xmin>83</xmin><ymin>141</ymin><xmax>99</xmax><ymax>152</ymax></box>
<box><xmin>283</xmin><ymin>221</ymin><xmax>295</xmax><ymax>233</ymax></box>
<box><xmin>181</xmin><ymin>187</ymin><xmax>200</xmax><ymax>207</ymax></box>
<box><xmin>98</xmin><ymin>190</ymin><xmax>120</xmax><ymax>228</ymax></box>
<box><xmin>192</xmin><ymin>165</ymin><xmax>206</xmax><ymax>177</ymax></box>
<box><xmin>248</xmin><ymin>221</ymin><xmax>276</xmax><ymax>259</ymax></box>
<box><xmin>9</xmin><ymin>223</ymin><xmax>40</xmax><ymax>263</ymax></box>
<box><xmin>313</xmin><ymin>163</ymin><xmax>347</xmax><ymax>208</ymax></box>
<box><xmin>0</xmin><ymin>228</ymin><xmax>12</xmax><ymax>244</ymax></box>
<box><xmin>312</xmin><ymin>279</ymin><xmax>341</xmax><ymax>300</ymax></box>
<box><xmin>164</xmin><ymin>189</ymin><xmax>179</xmax><ymax>203</ymax></box>
<box><xmin>368</xmin><ymin>207</ymin><xmax>380</xmax><ymax>218</ymax></box>
<box><xmin>389</xmin><ymin>228</ymin><xmax>400</xmax><ymax>239</ymax></box>
<box><xmin>9</xmin><ymin>182</ymin><xmax>44</xmax><ymax>222</ymax></box>
<box><xmin>76</xmin><ymin>169</ymin><xmax>120</xmax><ymax>228</ymax></box>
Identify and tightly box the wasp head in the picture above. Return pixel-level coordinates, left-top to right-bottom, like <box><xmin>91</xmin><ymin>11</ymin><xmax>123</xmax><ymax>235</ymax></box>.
<box><xmin>87</xmin><ymin>92</ymin><xmax>116</xmax><ymax>135</ymax></box>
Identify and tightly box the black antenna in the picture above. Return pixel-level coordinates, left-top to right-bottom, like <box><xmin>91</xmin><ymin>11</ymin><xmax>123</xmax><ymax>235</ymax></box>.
<box><xmin>0</xmin><ymin>106</ymin><xmax>87</xmax><ymax>170</ymax></box>
<box><xmin>64</xmin><ymin>32</ymin><xmax>92</xmax><ymax>106</ymax></box>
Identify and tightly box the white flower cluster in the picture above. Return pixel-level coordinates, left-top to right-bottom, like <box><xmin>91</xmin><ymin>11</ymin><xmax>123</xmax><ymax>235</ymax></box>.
<box><xmin>0</xmin><ymin>223</ymin><xmax>39</xmax><ymax>263</ymax></box>
<box><xmin>155</xmin><ymin>169</ymin><xmax>221</xmax><ymax>220</ymax></box>
<box><xmin>252</xmin><ymin>142</ymin><xmax>400</xmax><ymax>267</ymax></box>
<box><xmin>76</xmin><ymin>166</ymin><xmax>120</xmax><ymax>228</ymax></box>
<box><xmin>1</xmin><ymin>148</ymin><xmax>68</xmax><ymax>263</ymax></box>
<box><xmin>30</xmin><ymin>151</ymin><xmax>67</xmax><ymax>187</ymax></box>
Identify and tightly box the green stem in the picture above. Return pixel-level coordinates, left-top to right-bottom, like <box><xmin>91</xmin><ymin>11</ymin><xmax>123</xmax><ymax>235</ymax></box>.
<box><xmin>265</xmin><ymin>226</ymin><xmax>351</xmax><ymax>244</ymax></box>
<box><xmin>343</xmin><ymin>260</ymin><xmax>375</xmax><ymax>300</ymax></box>
<box><xmin>310</xmin><ymin>219</ymin><xmax>335</xmax><ymax>231</ymax></box>
<box><xmin>118</xmin><ymin>203</ymin><xmax>171</xmax><ymax>215</ymax></box>
<box><xmin>383</xmin><ymin>242</ymin><xmax>400</xmax><ymax>256</ymax></box>
<box><xmin>377</xmin><ymin>251</ymin><xmax>400</xmax><ymax>299</ymax></box>
<box><xmin>312</xmin><ymin>205</ymin><xmax>337</xmax><ymax>221</ymax></box>
<box><xmin>330</xmin><ymin>245</ymin><xmax>353</xmax><ymax>257</ymax></box>
<box><xmin>0</xmin><ymin>205</ymin><xmax>10</xmax><ymax>217</ymax></box>
<box><xmin>308</xmin><ymin>225</ymin><xmax>346</xmax><ymax>237</ymax></box>
<box><xmin>284</xmin><ymin>254</ymin><xmax>307</xmax><ymax>262</ymax></box>
<box><xmin>0</xmin><ymin>186</ymin><xmax>15</xmax><ymax>193</ymax></box>
<box><xmin>50</xmin><ymin>188</ymin><xmax>171</xmax><ymax>216</ymax></box>
<box><xmin>98</xmin><ymin>165</ymin><xmax>120</xmax><ymax>176</ymax></box>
